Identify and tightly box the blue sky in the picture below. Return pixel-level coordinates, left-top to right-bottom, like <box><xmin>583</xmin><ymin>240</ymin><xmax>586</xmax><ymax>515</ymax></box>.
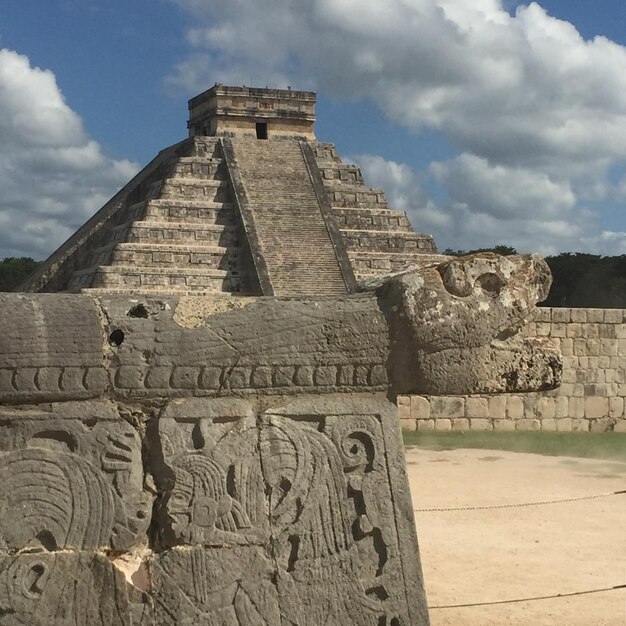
<box><xmin>1</xmin><ymin>0</ymin><xmax>626</xmax><ymax>259</ymax></box>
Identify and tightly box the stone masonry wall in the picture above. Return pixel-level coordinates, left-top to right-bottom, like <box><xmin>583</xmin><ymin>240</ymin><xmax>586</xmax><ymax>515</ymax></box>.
<box><xmin>399</xmin><ymin>307</ymin><xmax>626</xmax><ymax>433</ymax></box>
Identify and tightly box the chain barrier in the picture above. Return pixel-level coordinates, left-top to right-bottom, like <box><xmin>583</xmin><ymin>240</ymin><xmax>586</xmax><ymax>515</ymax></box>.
<box><xmin>414</xmin><ymin>489</ymin><xmax>626</xmax><ymax>512</ymax></box>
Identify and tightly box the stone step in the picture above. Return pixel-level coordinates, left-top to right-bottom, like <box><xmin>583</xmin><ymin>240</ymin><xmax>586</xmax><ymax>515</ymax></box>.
<box><xmin>318</xmin><ymin>163</ymin><xmax>363</xmax><ymax>185</ymax></box>
<box><xmin>168</xmin><ymin>157</ymin><xmax>228</xmax><ymax>180</ymax></box>
<box><xmin>109</xmin><ymin>243</ymin><xmax>241</xmax><ymax>270</ymax></box>
<box><xmin>229</xmin><ymin>138</ymin><xmax>348</xmax><ymax>295</ymax></box>
<box><xmin>143</xmin><ymin>200</ymin><xmax>237</xmax><ymax>224</ymax></box>
<box><xmin>350</xmin><ymin>251</ymin><xmax>445</xmax><ymax>278</ymax></box>
<box><xmin>188</xmin><ymin>137</ymin><xmax>222</xmax><ymax>157</ymax></box>
<box><xmin>125</xmin><ymin>221</ymin><xmax>240</xmax><ymax>247</ymax></box>
<box><xmin>71</xmin><ymin>265</ymin><xmax>248</xmax><ymax>293</ymax></box>
<box><xmin>328</xmin><ymin>186</ymin><xmax>388</xmax><ymax>209</ymax></box>
<box><xmin>159</xmin><ymin>178</ymin><xmax>231</xmax><ymax>202</ymax></box>
<box><xmin>311</xmin><ymin>142</ymin><xmax>342</xmax><ymax>163</ymax></box>
<box><xmin>341</xmin><ymin>229</ymin><xmax>437</xmax><ymax>253</ymax></box>
<box><xmin>332</xmin><ymin>208</ymin><xmax>413</xmax><ymax>232</ymax></box>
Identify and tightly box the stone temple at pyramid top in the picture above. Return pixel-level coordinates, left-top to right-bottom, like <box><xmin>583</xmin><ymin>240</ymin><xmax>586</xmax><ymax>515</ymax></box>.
<box><xmin>20</xmin><ymin>85</ymin><xmax>440</xmax><ymax>296</ymax></box>
<box><xmin>188</xmin><ymin>84</ymin><xmax>317</xmax><ymax>140</ymax></box>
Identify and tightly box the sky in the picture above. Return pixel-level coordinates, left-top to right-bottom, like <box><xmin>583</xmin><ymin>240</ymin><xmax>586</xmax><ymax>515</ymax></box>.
<box><xmin>1</xmin><ymin>0</ymin><xmax>626</xmax><ymax>260</ymax></box>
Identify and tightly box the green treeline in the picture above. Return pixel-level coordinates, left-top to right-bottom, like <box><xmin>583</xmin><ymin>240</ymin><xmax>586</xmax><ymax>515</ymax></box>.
<box><xmin>1</xmin><ymin>252</ymin><xmax>625</xmax><ymax>308</ymax></box>
<box><xmin>0</xmin><ymin>257</ymin><xmax>40</xmax><ymax>292</ymax></box>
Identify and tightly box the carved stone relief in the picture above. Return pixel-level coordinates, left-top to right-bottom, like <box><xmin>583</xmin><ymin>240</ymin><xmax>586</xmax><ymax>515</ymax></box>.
<box><xmin>149</xmin><ymin>397</ymin><xmax>427</xmax><ymax>625</ymax></box>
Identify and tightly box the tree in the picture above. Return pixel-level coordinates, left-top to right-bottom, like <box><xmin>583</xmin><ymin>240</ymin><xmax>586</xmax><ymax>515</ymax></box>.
<box><xmin>0</xmin><ymin>257</ymin><xmax>40</xmax><ymax>291</ymax></box>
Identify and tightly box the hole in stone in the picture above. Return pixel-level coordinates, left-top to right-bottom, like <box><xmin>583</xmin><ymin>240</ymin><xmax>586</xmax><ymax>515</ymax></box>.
<box><xmin>287</xmin><ymin>535</ymin><xmax>300</xmax><ymax>572</ymax></box>
<box><xmin>35</xmin><ymin>531</ymin><xmax>57</xmax><ymax>552</ymax></box>
<box><xmin>256</xmin><ymin>122</ymin><xmax>268</xmax><ymax>139</ymax></box>
<box><xmin>31</xmin><ymin>430</ymin><xmax>78</xmax><ymax>452</ymax></box>
<box><xmin>127</xmin><ymin>304</ymin><xmax>149</xmax><ymax>318</ymax></box>
<box><xmin>366</xmin><ymin>586</ymin><xmax>390</xmax><ymax>601</ymax></box>
<box><xmin>109</xmin><ymin>329</ymin><xmax>125</xmax><ymax>347</ymax></box>
<box><xmin>136</xmin><ymin>510</ymin><xmax>147</xmax><ymax>520</ymax></box>
<box><xmin>475</xmin><ymin>272</ymin><xmax>504</xmax><ymax>296</ymax></box>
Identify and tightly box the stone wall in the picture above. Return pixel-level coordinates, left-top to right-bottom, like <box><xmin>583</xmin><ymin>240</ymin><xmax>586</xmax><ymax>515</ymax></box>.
<box><xmin>399</xmin><ymin>307</ymin><xmax>626</xmax><ymax>433</ymax></box>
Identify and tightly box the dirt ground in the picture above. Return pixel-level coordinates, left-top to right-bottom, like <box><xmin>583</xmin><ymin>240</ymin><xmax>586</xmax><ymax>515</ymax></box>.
<box><xmin>405</xmin><ymin>447</ymin><xmax>626</xmax><ymax>626</ymax></box>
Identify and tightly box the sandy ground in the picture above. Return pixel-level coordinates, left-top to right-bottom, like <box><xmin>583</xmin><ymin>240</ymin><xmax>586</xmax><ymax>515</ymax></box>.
<box><xmin>405</xmin><ymin>447</ymin><xmax>626</xmax><ymax>626</ymax></box>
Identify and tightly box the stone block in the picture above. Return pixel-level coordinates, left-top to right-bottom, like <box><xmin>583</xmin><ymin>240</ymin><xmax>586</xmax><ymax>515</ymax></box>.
<box><xmin>115</xmin><ymin>365</ymin><xmax>145</xmax><ymax>389</ymax></box>
<box><xmin>273</xmin><ymin>366</ymin><xmax>296</xmax><ymax>387</ymax></box>
<box><xmin>586</xmin><ymin>339</ymin><xmax>600</xmax><ymax>356</ymax></box>
<box><xmin>411</xmin><ymin>395</ymin><xmax>431</xmax><ymax>420</ymax></box>
<box><xmin>614</xmin><ymin>420</ymin><xmax>626</xmax><ymax>432</ymax></box>
<box><xmin>416</xmin><ymin>419</ymin><xmax>435</xmax><ymax>431</ymax></box>
<box><xmin>570</xmin><ymin>309</ymin><xmax>587</xmax><ymax>323</ymax></box>
<box><xmin>294</xmin><ymin>365</ymin><xmax>314</xmax><ymax>387</ymax></box>
<box><xmin>582</xmin><ymin>324</ymin><xmax>599</xmax><ymax>338</ymax></box>
<box><xmin>585</xmin><ymin>397</ymin><xmax>609</xmax><ymax>419</ymax></box>
<box><xmin>199</xmin><ymin>366</ymin><xmax>222</xmax><ymax>389</ymax></box>
<box><xmin>470</xmin><ymin>419</ymin><xmax>492</xmax><ymax>431</ymax></box>
<box><xmin>536</xmin><ymin>397</ymin><xmax>556</xmax><ymax>419</ymax></box>
<box><xmin>488</xmin><ymin>395</ymin><xmax>506</xmax><ymax>418</ymax></box>
<box><xmin>252</xmin><ymin>366</ymin><xmax>274</xmax><ymax>388</ymax></box>
<box><xmin>556</xmin><ymin>418</ymin><xmax>573</xmax><ymax>432</ymax></box>
<box><xmin>566</xmin><ymin>323</ymin><xmax>583</xmax><ymax>338</ymax></box>
<box><xmin>516</xmin><ymin>419</ymin><xmax>541</xmax><ymax>431</ymax></box>
<box><xmin>337</xmin><ymin>364</ymin><xmax>354</xmax><ymax>386</ymax></box>
<box><xmin>397</xmin><ymin>396</ymin><xmax>411</xmax><ymax>420</ymax></box>
<box><xmin>465</xmin><ymin>397</ymin><xmax>489</xmax><ymax>418</ymax></box>
<box><xmin>541</xmin><ymin>418</ymin><xmax>557</xmax><ymax>431</ymax></box>
<box><xmin>609</xmin><ymin>397</ymin><xmax>625</xmax><ymax>418</ymax></box>
<box><xmin>619</xmin><ymin>339</ymin><xmax>626</xmax><ymax>356</ymax></box>
<box><xmin>493</xmin><ymin>419</ymin><xmax>516</xmax><ymax>431</ymax></box>
<box><xmin>452</xmin><ymin>418</ymin><xmax>470</xmax><ymax>431</ymax></box>
<box><xmin>560</xmin><ymin>338</ymin><xmax>574</xmax><ymax>356</ymax></box>
<box><xmin>604</xmin><ymin>309</ymin><xmax>623</xmax><ymax>323</ymax></box>
<box><xmin>145</xmin><ymin>366</ymin><xmax>172</xmax><ymax>389</ymax></box>
<box><xmin>555</xmin><ymin>397</ymin><xmax>569</xmax><ymax>418</ymax></box>
<box><xmin>431</xmin><ymin>396</ymin><xmax>465</xmax><ymax>418</ymax></box>
<box><xmin>400</xmin><ymin>418</ymin><xmax>417</xmax><ymax>432</ymax></box>
<box><xmin>586</xmin><ymin>309</ymin><xmax>604</xmax><ymax>323</ymax></box>
<box><xmin>599</xmin><ymin>324</ymin><xmax>617</xmax><ymax>339</ymax></box>
<box><xmin>171</xmin><ymin>366</ymin><xmax>200</xmax><ymax>389</ymax></box>
<box><xmin>600</xmin><ymin>339</ymin><xmax>618</xmax><ymax>356</ymax></box>
<box><xmin>551</xmin><ymin>309</ymin><xmax>570</xmax><ymax>323</ymax></box>
<box><xmin>550</xmin><ymin>323</ymin><xmax>567</xmax><ymax>338</ymax></box>
<box><xmin>571</xmin><ymin>418</ymin><xmax>589</xmax><ymax>432</ymax></box>
<box><xmin>506</xmin><ymin>396</ymin><xmax>525</xmax><ymax>419</ymax></box>
<box><xmin>615</xmin><ymin>325</ymin><xmax>626</xmax><ymax>339</ymax></box>
<box><xmin>590</xmin><ymin>419</ymin><xmax>614</xmax><ymax>432</ymax></box>
<box><xmin>434</xmin><ymin>418</ymin><xmax>452</xmax><ymax>431</ymax></box>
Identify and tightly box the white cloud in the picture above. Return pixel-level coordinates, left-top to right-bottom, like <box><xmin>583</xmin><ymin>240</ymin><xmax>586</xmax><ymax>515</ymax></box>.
<box><xmin>168</xmin><ymin>0</ymin><xmax>626</xmax><ymax>254</ymax></box>
<box><xmin>0</xmin><ymin>49</ymin><xmax>138</xmax><ymax>259</ymax></box>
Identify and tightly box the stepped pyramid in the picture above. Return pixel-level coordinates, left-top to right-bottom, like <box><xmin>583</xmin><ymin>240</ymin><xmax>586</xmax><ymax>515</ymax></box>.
<box><xmin>21</xmin><ymin>85</ymin><xmax>438</xmax><ymax>295</ymax></box>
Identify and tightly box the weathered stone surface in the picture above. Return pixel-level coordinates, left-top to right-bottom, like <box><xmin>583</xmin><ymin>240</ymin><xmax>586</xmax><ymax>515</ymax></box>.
<box><xmin>148</xmin><ymin>396</ymin><xmax>427</xmax><ymax>626</ymax></box>
<box><xmin>0</xmin><ymin>552</ymin><xmax>151</xmax><ymax>625</ymax></box>
<box><xmin>0</xmin><ymin>402</ymin><xmax>151</xmax><ymax>552</ymax></box>
<box><xmin>370</xmin><ymin>253</ymin><xmax>562</xmax><ymax>395</ymax></box>
<box><xmin>0</xmin><ymin>294</ymin><xmax>107</xmax><ymax>404</ymax></box>
<box><xmin>1</xmin><ymin>254</ymin><xmax>562</xmax><ymax>405</ymax></box>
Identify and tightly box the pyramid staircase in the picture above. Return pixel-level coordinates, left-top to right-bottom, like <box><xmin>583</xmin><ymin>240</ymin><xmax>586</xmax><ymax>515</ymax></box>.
<box><xmin>21</xmin><ymin>137</ymin><xmax>440</xmax><ymax>296</ymax></box>
<box><xmin>312</xmin><ymin>143</ymin><xmax>439</xmax><ymax>279</ymax></box>
<box><xmin>224</xmin><ymin>138</ymin><xmax>352</xmax><ymax>296</ymax></box>
<box><xmin>24</xmin><ymin>138</ymin><xmax>256</xmax><ymax>295</ymax></box>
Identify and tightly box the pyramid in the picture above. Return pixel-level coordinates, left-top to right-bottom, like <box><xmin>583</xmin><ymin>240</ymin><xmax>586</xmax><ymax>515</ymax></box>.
<box><xmin>21</xmin><ymin>85</ymin><xmax>438</xmax><ymax>296</ymax></box>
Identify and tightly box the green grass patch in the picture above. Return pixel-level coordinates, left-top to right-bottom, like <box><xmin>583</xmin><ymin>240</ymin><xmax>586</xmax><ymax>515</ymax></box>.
<box><xmin>402</xmin><ymin>430</ymin><xmax>626</xmax><ymax>462</ymax></box>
